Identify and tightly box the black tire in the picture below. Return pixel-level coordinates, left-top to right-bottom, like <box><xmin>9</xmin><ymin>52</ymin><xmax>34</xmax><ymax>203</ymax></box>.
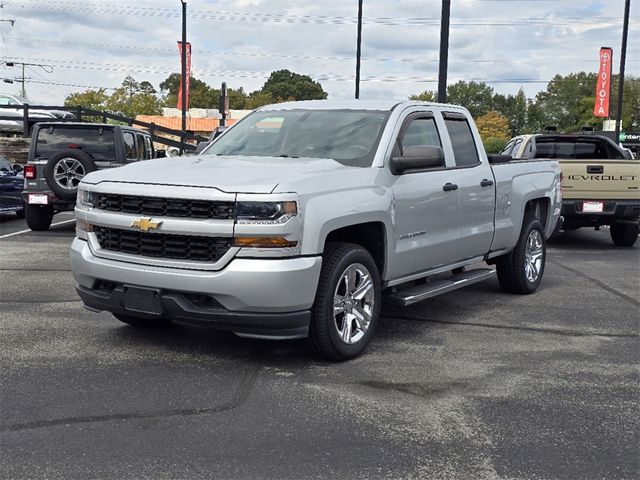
<box><xmin>44</xmin><ymin>150</ymin><xmax>96</xmax><ymax>201</ymax></box>
<box><xmin>113</xmin><ymin>313</ymin><xmax>173</xmax><ymax>328</ymax></box>
<box><xmin>307</xmin><ymin>242</ymin><xmax>381</xmax><ymax>361</ymax></box>
<box><xmin>610</xmin><ymin>223</ymin><xmax>639</xmax><ymax>247</ymax></box>
<box><xmin>496</xmin><ymin>216</ymin><xmax>546</xmax><ymax>294</ymax></box>
<box><xmin>25</xmin><ymin>204</ymin><xmax>53</xmax><ymax>231</ymax></box>
<box><xmin>15</xmin><ymin>206</ymin><xmax>25</xmax><ymax>219</ymax></box>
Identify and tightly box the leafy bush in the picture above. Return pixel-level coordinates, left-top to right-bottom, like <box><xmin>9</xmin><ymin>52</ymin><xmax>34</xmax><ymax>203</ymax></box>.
<box><xmin>483</xmin><ymin>137</ymin><xmax>509</xmax><ymax>154</ymax></box>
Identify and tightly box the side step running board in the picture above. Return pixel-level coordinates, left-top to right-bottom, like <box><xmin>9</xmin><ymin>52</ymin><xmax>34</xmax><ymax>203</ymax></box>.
<box><xmin>385</xmin><ymin>268</ymin><xmax>495</xmax><ymax>307</ymax></box>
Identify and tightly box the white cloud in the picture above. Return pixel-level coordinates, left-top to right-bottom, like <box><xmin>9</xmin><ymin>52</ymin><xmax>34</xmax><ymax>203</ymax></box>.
<box><xmin>0</xmin><ymin>0</ymin><xmax>636</xmax><ymax>104</ymax></box>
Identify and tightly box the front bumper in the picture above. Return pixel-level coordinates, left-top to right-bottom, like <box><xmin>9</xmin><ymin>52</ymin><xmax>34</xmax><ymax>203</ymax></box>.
<box><xmin>561</xmin><ymin>199</ymin><xmax>640</xmax><ymax>227</ymax></box>
<box><xmin>70</xmin><ymin>238</ymin><xmax>322</xmax><ymax>338</ymax></box>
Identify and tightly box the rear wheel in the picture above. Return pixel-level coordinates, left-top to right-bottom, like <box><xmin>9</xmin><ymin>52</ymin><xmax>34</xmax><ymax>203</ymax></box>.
<box><xmin>610</xmin><ymin>223</ymin><xmax>639</xmax><ymax>247</ymax></box>
<box><xmin>25</xmin><ymin>204</ymin><xmax>53</xmax><ymax>231</ymax></box>
<box><xmin>496</xmin><ymin>216</ymin><xmax>546</xmax><ymax>294</ymax></box>
<box><xmin>113</xmin><ymin>314</ymin><xmax>173</xmax><ymax>328</ymax></box>
<box><xmin>307</xmin><ymin>242</ymin><xmax>381</xmax><ymax>361</ymax></box>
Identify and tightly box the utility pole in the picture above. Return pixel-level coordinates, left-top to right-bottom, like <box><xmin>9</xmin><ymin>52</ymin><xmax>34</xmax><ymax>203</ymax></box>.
<box><xmin>614</xmin><ymin>0</ymin><xmax>630</xmax><ymax>143</ymax></box>
<box><xmin>437</xmin><ymin>0</ymin><xmax>451</xmax><ymax>103</ymax></box>
<box><xmin>4</xmin><ymin>61</ymin><xmax>52</xmax><ymax>98</ymax></box>
<box><xmin>180</xmin><ymin>0</ymin><xmax>187</xmax><ymax>155</ymax></box>
<box><xmin>355</xmin><ymin>0</ymin><xmax>363</xmax><ymax>99</ymax></box>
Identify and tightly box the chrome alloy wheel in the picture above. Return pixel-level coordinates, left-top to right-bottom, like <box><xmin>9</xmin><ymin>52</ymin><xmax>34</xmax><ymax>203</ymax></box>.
<box><xmin>53</xmin><ymin>157</ymin><xmax>86</xmax><ymax>190</ymax></box>
<box><xmin>333</xmin><ymin>263</ymin><xmax>375</xmax><ymax>345</ymax></box>
<box><xmin>524</xmin><ymin>229</ymin><xmax>544</xmax><ymax>283</ymax></box>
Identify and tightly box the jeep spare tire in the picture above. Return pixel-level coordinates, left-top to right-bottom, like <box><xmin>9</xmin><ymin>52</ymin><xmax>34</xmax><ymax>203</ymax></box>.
<box><xmin>44</xmin><ymin>150</ymin><xmax>96</xmax><ymax>201</ymax></box>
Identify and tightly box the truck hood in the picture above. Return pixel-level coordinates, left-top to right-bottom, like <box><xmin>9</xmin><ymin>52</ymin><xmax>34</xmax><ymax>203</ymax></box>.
<box><xmin>82</xmin><ymin>155</ymin><xmax>356</xmax><ymax>194</ymax></box>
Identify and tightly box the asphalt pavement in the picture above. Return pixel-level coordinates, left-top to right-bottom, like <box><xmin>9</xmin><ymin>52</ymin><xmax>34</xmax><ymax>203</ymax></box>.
<box><xmin>1</xmin><ymin>214</ymin><xmax>638</xmax><ymax>479</ymax></box>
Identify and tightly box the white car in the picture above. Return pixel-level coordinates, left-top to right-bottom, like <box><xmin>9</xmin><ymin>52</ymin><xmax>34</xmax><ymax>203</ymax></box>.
<box><xmin>0</xmin><ymin>93</ymin><xmax>73</xmax><ymax>120</ymax></box>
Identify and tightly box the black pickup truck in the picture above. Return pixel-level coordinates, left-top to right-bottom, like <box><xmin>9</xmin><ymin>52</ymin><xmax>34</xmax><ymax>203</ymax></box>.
<box><xmin>22</xmin><ymin>123</ymin><xmax>165</xmax><ymax>231</ymax></box>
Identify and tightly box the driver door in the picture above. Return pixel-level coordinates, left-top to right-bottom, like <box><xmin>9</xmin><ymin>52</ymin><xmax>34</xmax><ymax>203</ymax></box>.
<box><xmin>389</xmin><ymin>112</ymin><xmax>460</xmax><ymax>279</ymax></box>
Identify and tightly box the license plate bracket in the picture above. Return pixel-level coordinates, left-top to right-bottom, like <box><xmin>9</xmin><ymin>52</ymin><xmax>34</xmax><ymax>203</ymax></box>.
<box><xmin>123</xmin><ymin>286</ymin><xmax>163</xmax><ymax>315</ymax></box>
<box><xmin>583</xmin><ymin>201</ymin><xmax>604</xmax><ymax>213</ymax></box>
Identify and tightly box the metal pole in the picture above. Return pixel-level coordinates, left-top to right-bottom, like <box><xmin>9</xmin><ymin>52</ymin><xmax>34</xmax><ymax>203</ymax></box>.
<box><xmin>355</xmin><ymin>0</ymin><xmax>363</xmax><ymax>99</ymax></box>
<box><xmin>437</xmin><ymin>0</ymin><xmax>451</xmax><ymax>103</ymax></box>
<box><xmin>21</xmin><ymin>63</ymin><xmax>25</xmax><ymax>97</ymax></box>
<box><xmin>180</xmin><ymin>0</ymin><xmax>187</xmax><ymax>155</ymax></box>
<box><xmin>614</xmin><ymin>0</ymin><xmax>630</xmax><ymax>143</ymax></box>
<box><xmin>219</xmin><ymin>82</ymin><xmax>227</xmax><ymax>127</ymax></box>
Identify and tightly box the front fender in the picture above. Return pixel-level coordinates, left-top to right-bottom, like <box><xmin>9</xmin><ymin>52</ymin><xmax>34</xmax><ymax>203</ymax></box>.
<box><xmin>299</xmin><ymin>187</ymin><xmax>394</xmax><ymax>258</ymax></box>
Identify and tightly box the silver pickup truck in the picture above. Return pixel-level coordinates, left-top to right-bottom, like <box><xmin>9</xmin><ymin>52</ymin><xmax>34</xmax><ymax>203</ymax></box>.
<box><xmin>71</xmin><ymin>100</ymin><xmax>562</xmax><ymax>360</ymax></box>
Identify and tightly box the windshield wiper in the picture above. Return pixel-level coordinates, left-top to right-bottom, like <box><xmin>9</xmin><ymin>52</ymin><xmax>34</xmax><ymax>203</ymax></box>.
<box><xmin>278</xmin><ymin>154</ymin><xmax>300</xmax><ymax>158</ymax></box>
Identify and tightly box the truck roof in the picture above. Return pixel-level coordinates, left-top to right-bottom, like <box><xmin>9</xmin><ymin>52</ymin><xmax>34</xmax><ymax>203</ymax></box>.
<box><xmin>257</xmin><ymin>99</ymin><xmax>468</xmax><ymax>113</ymax></box>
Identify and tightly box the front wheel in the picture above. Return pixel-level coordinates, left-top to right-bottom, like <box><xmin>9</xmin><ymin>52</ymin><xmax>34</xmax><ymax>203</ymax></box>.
<box><xmin>307</xmin><ymin>243</ymin><xmax>381</xmax><ymax>361</ymax></box>
<box><xmin>610</xmin><ymin>223</ymin><xmax>639</xmax><ymax>247</ymax></box>
<box><xmin>496</xmin><ymin>216</ymin><xmax>546</xmax><ymax>294</ymax></box>
<box><xmin>25</xmin><ymin>204</ymin><xmax>53</xmax><ymax>231</ymax></box>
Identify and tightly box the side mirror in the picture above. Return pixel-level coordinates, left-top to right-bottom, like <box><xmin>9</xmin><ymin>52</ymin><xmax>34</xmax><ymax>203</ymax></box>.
<box><xmin>155</xmin><ymin>149</ymin><xmax>167</xmax><ymax>158</ymax></box>
<box><xmin>390</xmin><ymin>145</ymin><xmax>445</xmax><ymax>174</ymax></box>
<box><xmin>12</xmin><ymin>164</ymin><xmax>23</xmax><ymax>173</ymax></box>
<box><xmin>487</xmin><ymin>154</ymin><xmax>513</xmax><ymax>164</ymax></box>
<box><xmin>195</xmin><ymin>141</ymin><xmax>210</xmax><ymax>154</ymax></box>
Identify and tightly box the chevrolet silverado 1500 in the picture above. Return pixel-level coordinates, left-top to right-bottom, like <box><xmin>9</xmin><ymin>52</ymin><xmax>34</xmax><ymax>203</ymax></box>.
<box><xmin>71</xmin><ymin>100</ymin><xmax>562</xmax><ymax>360</ymax></box>
<box><xmin>505</xmin><ymin>133</ymin><xmax>639</xmax><ymax>246</ymax></box>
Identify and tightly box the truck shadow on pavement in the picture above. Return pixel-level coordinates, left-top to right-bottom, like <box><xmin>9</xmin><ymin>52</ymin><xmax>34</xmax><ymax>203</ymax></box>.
<box><xmin>549</xmin><ymin>228</ymin><xmax>638</xmax><ymax>250</ymax></box>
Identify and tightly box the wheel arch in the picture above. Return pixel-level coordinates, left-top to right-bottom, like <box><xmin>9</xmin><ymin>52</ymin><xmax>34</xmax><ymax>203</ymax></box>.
<box><xmin>323</xmin><ymin>221</ymin><xmax>388</xmax><ymax>278</ymax></box>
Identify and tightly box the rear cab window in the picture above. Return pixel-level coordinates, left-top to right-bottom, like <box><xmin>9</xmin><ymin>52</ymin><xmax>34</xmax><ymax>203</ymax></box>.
<box><xmin>34</xmin><ymin>126</ymin><xmax>115</xmax><ymax>160</ymax></box>
<box><xmin>534</xmin><ymin>137</ymin><xmax>624</xmax><ymax>160</ymax></box>
<box><xmin>443</xmin><ymin>113</ymin><xmax>480</xmax><ymax>167</ymax></box>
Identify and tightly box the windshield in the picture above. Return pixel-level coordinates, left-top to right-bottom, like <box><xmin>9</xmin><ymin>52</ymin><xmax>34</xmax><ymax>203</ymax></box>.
<box><xmin>204</xmin><ymin>109</ymin><xmax>390</xmax><ymax>167</ymax></box>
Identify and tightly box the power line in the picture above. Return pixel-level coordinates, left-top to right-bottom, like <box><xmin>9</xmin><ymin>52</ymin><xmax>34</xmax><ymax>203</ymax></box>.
<box><xmin>2</xmin><ymin>0</ymin><xmax>636</xmax><ymax>27</ymax></box>
<box><xmin>4</xmin><ymin>39</ymin><xmax>638</xmax><ymax>66</ymax></box>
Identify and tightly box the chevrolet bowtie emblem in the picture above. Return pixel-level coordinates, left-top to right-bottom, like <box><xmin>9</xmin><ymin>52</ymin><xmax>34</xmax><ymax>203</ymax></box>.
<box><xmin>130</xmin><ymin>217</ymin><xmax>162</xmax><ymax>232</ymax></box>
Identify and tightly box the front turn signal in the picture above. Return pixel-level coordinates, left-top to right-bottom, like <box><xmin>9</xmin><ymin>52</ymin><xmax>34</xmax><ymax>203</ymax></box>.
<box><xmin>233</xmin><ymin>237</ymin><xmax>298</xmax><ymax>248</ymax></box>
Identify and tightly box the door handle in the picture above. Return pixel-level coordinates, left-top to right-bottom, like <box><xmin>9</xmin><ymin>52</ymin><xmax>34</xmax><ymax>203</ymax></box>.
<box><xmin>442</xmin><ymin>183</ymin><xmax>458</xmax><ymax>191</ymax></box>
<box><xmin>480</xmin><ymin>179</ymin><xmax>494</xmax><ymax>187</ymax></box>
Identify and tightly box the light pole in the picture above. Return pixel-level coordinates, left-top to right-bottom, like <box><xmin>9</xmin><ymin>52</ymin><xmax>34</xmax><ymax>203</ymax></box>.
<box><xmin>614</xmin><ymin>0</ymin><xmax>630</xmax><ymax>142</ymax></box>
<box><xmin>180</xmin><ymin>0</ymin><xmax>187</xmax><ymax>154</ymax></box>
<box><xmin>355</xmin><ymin>0</ymin><xmax>363</xmax><ymax>99</ymax></box>
<box><xmin>437</xmin><ymin>0</ymin><xmax>451</xmax><ymax>103</ymax></box>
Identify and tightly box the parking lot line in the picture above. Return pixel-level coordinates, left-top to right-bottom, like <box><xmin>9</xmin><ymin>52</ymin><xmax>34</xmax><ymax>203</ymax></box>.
<box><xmin>0</xmin><ymin>219</ymin><xmax>76</xmax><ymax>239</ymax></box>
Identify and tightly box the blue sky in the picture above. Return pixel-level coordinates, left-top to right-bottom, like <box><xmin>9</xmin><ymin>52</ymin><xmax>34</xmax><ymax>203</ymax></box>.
<box><xmin>0</xmin><ymin>0</ymin><xmax>637</xmax><ymax>104</ymax></box>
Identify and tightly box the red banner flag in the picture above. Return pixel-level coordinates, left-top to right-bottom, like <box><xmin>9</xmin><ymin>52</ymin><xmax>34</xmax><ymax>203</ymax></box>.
<box><xmin>593</xmin><ymin>47</ymin><xmax>613</xmax><ymax>118</ymax></box>
<box><xmin>177</xmin><ymin>42</ymin><xmax>191</xmax><ymax>111</ymax></box>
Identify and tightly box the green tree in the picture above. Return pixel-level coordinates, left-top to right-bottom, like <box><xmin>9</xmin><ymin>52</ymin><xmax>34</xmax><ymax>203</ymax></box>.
<box><xmin>492</xmin><ymin>89</ymin><xmax>528</xmax><ymax>136</ymax></box>
<box><xmin>261</xmin><ymin>69</ymin><xmax>327</xmax><ymax>101</ymax></box>
<box><xmin>64</xmin><ymin>88</ymin><xmax>109</xmax><ymax>111</ymax></box>
<box><xmin>245</xmin><ymin>91</ymin><xmax>274</xmax><ymax>109</ymax></box>
<box><xmin>409</xmin><ymin>90</ymin><xmax>436</xmax><ymax>102</ymax></box>
<box><xmin>534</xmin><ymin>72</ymin><xmax>597</xmax><ymax>131</ymax></box>
<box><xmin>106</xmin><ymin>76</ymin><xmax>161</xmax><ymax>117</ymax></box>
<box><xmin>447</xmin><ymin>81</ymin><xmax>495</xmax><ymax>118</ymax></box>
<box><xmin>159</xmin><ymin>73</ymin><xmax>214</xmax><ymax>109</ymax></box>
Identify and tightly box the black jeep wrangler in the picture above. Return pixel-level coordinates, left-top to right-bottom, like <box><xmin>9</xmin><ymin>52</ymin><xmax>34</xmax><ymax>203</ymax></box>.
<box><xmin>22</xmin><ymin>123</ymin><xmax>165</xmax><ymax>231</ymax></box>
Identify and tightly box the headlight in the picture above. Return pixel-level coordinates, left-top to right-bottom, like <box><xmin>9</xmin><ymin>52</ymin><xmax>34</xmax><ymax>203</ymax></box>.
<box><xmin>77</xmin><ymin>188</ymin><xmax>96</xmax><ymax>207</ymax></box>
<box><xmin>236</xmin><ymin>201</ymin><xmax>297</xmax><ymax>224</ymax></box>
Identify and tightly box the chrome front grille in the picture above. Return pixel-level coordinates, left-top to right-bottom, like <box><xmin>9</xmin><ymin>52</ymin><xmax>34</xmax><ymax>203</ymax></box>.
<box><xmin>94</xmin><ymin>193</ymin><xmax>235</xmax><ymax>219</ymax></box>
<box><xmin>94</xmin><ymin>226</ymin><xmax>231</xmax><ymax>262</ymax></box>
